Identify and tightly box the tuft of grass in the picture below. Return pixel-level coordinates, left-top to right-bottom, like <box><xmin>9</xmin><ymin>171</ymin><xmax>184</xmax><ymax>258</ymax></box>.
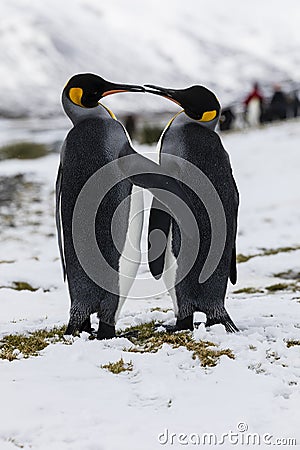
<box><xmin>286</xmin><ymin>340</ymin><xmax>300</xmax><ymax>348</ymax></box>
<box><xmin>121</xmin><ymin>322</ymin><xmax>234</xmax><ymax>367</ymax></box>
<box><xmin>236</xmin><ymin>253</ymin><xmax>253</xmax><ymax>263</ymax></box>
<box><xmin>266</xmin><ymin>283</ymin><xmax>291</xmax><ymax>292</ymax></box>
<box><xmin>274</xmin><ymin>270</ymin><xmax>300</xmax><ymax>281</ymax></box>
<box><xmin>267</xmin><ymin>282</ymin><xmax>299</xmax><ymax>293</ymax></box>
<box><xmin>0</xmin><ymin>142</ymin><xmax>49</xmax><ymax>160</ymax></box>
<box><xmin>262</xmin><ymin>246</ymin><xmax>300</xmax><ymax>256</ymax></box>
<box><xmin>101</xmin><ymin>358</ymin><xmax>133</xmax><ymax>374</ymax></box>
<box><xmin>233</xmin><ymin>287</ymin><xmax>264</xmax><ymax>294</ymax></box>
<box><xmin>11</xmin><ymin>281</ymin><xmax>38</xmax><ymax>292</ymax></box>
<box><xmin>0</xmin><ymin>326</ymin><xmax>67</xmax><ymax>361</ymax></box>
<box><xmin>150</xmin><ymin>307</ymin><xmax>172</xmax><ymax>313</ymax></box>
<box><xmin>237</xmin><ymin>245</ymin><xmax>300</xmax><ymax>264</ymax></box>
<box><xmin>249</xmin><ymin>345</ymin><xmax>257</xmax><ymax>350</ymax></box>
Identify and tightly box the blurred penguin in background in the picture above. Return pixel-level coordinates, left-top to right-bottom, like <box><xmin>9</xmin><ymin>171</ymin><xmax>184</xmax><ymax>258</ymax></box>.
<box><xmin>268</xmin><ymin>84</ymin><xmax>288</xmax><ymax>121</ymax></box>
<box><xmin>244</xmin><ymin>82</ymin><xmax>264</xmax><ymax>127</ymax></box>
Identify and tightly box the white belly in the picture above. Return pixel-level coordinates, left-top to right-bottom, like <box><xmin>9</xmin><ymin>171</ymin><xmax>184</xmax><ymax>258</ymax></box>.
<box><xmin>116</xmin><ymin>185</ymin><xmax>144</xmax><ymax>319</ymax></box>
<box><xmin>247</xmin><ymin>98</ymin><xmax>260</xmax><ymax>126</ymax></box>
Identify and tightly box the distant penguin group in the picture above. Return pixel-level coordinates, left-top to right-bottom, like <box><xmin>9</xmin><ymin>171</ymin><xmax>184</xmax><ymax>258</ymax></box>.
<box><xmin>56</xmin><ymin>73</ymin><xmax>239</xmax><ymax>339</ymax></box>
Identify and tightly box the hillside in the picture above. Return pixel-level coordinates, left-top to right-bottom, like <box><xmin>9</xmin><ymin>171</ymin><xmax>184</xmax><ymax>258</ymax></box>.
<box><xmin>1</xmin><ymin>0</ymin><xmax>300</xmax><ymax>116</ymax></box>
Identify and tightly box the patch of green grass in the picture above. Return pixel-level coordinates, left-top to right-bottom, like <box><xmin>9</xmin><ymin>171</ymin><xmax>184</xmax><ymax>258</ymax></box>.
<box><xmin>11</xmin><ymin>281</ymin><xmax>38</xmax><ymax>292</ymax></box>
<box><xmin>286</xmin><ymin>340</ymin><xmax>300</xmax><ymax>348</ymax></box>
<box><xmin>0</xmin><ymin>326</ymin><xmax>67</xmax><ymax>361</ymax></box>
<box><xmin>150</xmin><ymin>307</ymin><xmax>172</xmax><ymax>313</ymax></box>
<box><xmin>266</xmin><ymin>283</ymin><xmax>290</xmax><ymax>292</ymax></box>
<box><xmin>237</xmin><ymin>245</ymin><xmax>300</xmax><ymax>264</ymax></box>
<box><xmin>265</xmin><ymin>282</ymin><xmax>300</xmax><ymax>293</ymax></box>
<box><xmin>0</xmin><ymin>142</ymin><xmax>49</xmax><ymax>160</ymax></box>
<box><xmin>274</xmin><ymin>270</ymin><xmax>300</xmax><ymax>280</ymax></box>
<box><xmin>233</xmin><ymin>287</ymin><xmax>264</xmax><ymax>294</ymax></box>
<box><xmin>262</xmin><ymin>246</ymin><xmax>300</xmax><ymax>256</ymax></box>
<box><xmin>236</xmin><ymin>253</ymin><xmax>253</xmax><ymax>263</ymax></box>
<box><xmin>121</xmin><ymin>322</ymin><xmax>234</xmax><ymax>367</ymax></box>
<box><xmin>101</xmin><ymin>358</ymin><xmax>133</xmax><ymax>374</ymax></box>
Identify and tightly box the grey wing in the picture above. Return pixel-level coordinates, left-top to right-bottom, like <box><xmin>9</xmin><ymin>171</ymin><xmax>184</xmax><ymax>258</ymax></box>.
<box><xmin>55</xmin><ymin>154</ymin><xmax>66</xmax><ymax>281</ymax></box>
<box><xmin>230</xmin><ymin>174</ymin><xmax>239</xmax><ymax>285</ymax></box>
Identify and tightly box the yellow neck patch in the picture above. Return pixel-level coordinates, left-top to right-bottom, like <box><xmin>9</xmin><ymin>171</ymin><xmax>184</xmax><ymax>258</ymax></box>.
<box><xmin>69</xmin><ymin>87</ymin><xmax>85</xmax><ymax>107</ymax></box>
<box><xmin>166</xmin><ymin>110</ymin><xmax>184</xmax><ymax>128</ymax></box>
<box><xmin>98</xmin><ymin>102</ymin><xmax>117</xmax><ymax>120</ymax></box>
<box><xmin>200</xmin><ymin>110</ymin><xmax>217</xmax><ymax>122</ymax></box>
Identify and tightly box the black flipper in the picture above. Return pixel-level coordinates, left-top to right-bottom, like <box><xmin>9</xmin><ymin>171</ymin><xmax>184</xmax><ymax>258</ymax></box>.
<box><xmin>55</xmin><ymin>162</ymin><xmax>66</xmax><ymax>281</ymax></box>
<box><xmin>148</xmin><ymin>198</ymin><xmax>171</xmax><ymax>279</ymax></box>
<box><xmin>229</xmin><ymin>172</ymin><xmax>239</xmax><ymax>285</ymax></box>
<box><xmin>230</xmin><ymin>246</ymin><xmax>237</xmax><ymax>285</ymax></box>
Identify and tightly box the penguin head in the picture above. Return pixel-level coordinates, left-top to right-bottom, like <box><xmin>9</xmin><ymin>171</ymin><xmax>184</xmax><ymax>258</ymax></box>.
<box><xmin>64</xmin><ymin>73</ymin><xmax>145</xmax><ymax>108</ymax></box>
<box><xmin>144</xmin><ymin>84</ymin><xmax>221</xmax><ymax>130</ymax></box>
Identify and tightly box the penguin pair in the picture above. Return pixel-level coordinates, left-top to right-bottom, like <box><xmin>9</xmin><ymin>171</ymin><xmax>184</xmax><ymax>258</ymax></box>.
<box><xmin>56</xmin><ymin>74</ymin><xmax>239</xmax><ymax>339</ymax></box>
<box><xmin>56</xmin><ymin>73</ymin><xmax>191</xmax><ymax>339</ymax></box>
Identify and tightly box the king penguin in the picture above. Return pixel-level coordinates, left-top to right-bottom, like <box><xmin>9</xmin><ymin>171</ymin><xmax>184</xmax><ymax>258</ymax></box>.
<box><xmin>122</xmin><ymin>83</ymin><xmax>239</xmax><ymax>332</ymax></box>
<box><xmin>56</xmin><ymin>73</ymin><xmax>145</xmax><ymax>339</ymax></box>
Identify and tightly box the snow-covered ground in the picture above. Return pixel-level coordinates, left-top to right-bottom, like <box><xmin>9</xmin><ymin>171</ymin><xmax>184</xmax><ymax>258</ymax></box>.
<box><xmin>0</xmin><ymin>119</ymin><xmax>300</xmax><ymax>449</ymax></box>
<box><xmin>1</xmin><ymin>0</ymin><xmax>300</xmax><ymax>116</ymax></box>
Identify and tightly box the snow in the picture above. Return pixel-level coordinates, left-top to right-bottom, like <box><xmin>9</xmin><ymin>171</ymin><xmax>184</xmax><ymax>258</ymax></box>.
<box><xmin>0</xmin><ymin>119</ymin><xmax>300</xmax><ymax>449</ymax></box>
<box><xmin>1</xmin><ymin>0</ymin><xmax>300</xmax><ymax>116</ymax></box>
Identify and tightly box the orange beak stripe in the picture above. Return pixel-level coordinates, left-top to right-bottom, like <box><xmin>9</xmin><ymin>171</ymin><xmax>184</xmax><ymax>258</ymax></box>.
<box><xmin>102</xmin><ymin>89</ymin><xmax>127</xmax><ymax>97</ymax></box>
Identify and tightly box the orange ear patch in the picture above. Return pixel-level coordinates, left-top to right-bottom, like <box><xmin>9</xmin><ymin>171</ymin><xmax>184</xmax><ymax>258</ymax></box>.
<box><xmin>200</xmin><ymin>110</ymin><xmax>217</xmax><ymax>122</ymax></box>
<box><xmin>69</xmin><ymin>87</ymin><xmax>84</xmax><ymax>107</ymax></box>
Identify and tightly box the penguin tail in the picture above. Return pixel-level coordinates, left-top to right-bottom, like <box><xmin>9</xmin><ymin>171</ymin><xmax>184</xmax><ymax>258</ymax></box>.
<box><xmin>206</xmin><ymin>308</ymin><xmax>239</xmax><ymax>333</ymax></box>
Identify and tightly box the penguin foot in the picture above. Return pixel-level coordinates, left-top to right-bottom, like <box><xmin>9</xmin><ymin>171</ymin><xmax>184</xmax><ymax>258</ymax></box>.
<box><xmin>206</xmin><ymin>312</ymin><xmax>239</xmax><ymax>333</ymax></box>
<box><xmin>79</xmin><ymin>317</ymin><xmax>95</xmax><ymax>334</ymax></box>
<box><xmin>97</xmin><ymin>322</ymin><xmax>116</xmax><ymax>340</ymax></box>
<box><xmin>156</xmin><ymin>315</ymin><xmax>194</xmax><ymax>332</ymax></box>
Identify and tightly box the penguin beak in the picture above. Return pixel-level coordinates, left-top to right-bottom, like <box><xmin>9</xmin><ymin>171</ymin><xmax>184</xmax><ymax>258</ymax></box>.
<box><xmin>102</xmin><ymin>82</ymin><xmax>145</xmax><ymax>97</ymax></box>
<box><xmin>144</xmin><ymin>84</ymin><xmax>181</xmax><ymax>106</ymax></box>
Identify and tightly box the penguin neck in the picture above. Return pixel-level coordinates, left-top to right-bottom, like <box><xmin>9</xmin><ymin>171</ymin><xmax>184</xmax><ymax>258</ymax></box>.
<box><xmin>61</xmin><ymin>92</ymin><xmax>116</xmax><ymax>125</ymax></box>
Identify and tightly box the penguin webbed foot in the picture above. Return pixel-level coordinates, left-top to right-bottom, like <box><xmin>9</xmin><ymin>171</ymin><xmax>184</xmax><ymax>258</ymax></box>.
<box><xmin>155</xmin><ymin>315</ymin><xmax>194</xmax><ymax>332</ymax></box>
<box><xmin>65</xmin><ymin>317</ymin><xmax>95</xmax><ymax>337</ymax></box>
<box><xmin>155</xmin><ymin>313</ymin><xmax>239</xmax><ymax>334</ymax></box>
<box><xmin>205</xmin><ymin>313</ymin><xmax>239</xmax><ymax>333</ymax></box>
<box><xmin>79</xmin><ymin>317</ymin><xmax>95</xmax><ymax>334</ymax></box>
<box><xmin>97</xmin><ymin>322</ymin><xmax>116</xmax><ymax>340</ymax></box>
